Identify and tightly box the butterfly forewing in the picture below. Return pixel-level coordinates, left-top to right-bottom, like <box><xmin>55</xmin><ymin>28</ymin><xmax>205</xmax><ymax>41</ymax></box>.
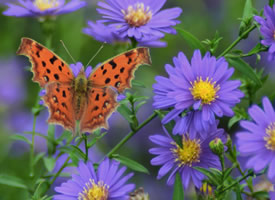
<box><xmin>17</xmin><ymin>37</ymin><xmax>74</xmax><ymax>87</ymax></box>
<box><xmin>89</xmin><ymin>47</ymin><xmax>152</xmax><ymax>93</ymax></box>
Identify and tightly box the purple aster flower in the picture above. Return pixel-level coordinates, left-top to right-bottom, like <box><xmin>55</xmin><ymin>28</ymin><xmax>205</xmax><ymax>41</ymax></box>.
<box><xmin>96</xmin><ymin>0</ymin><xmax>182</xmax><ymax>41</ymax></box>
<box><xmin>153</xmin><ymin>50</ymin><xmax>244</xmax><ymax>136</ymax></box>
<box><xmin>83</xmin><ymin>21</ymin><xmax>167</xmax><ymax>47</ymax></box>
<box><xmin>236</xmin><ymin>97</ymin><xmax>275</xmax><ymax>182</ymax></box>
<box><xmin>54</xmin><ymin>158</ymin><xmax>135</xmax><ymax>200</ymax></box>
<box><xmin>149</xmin><ymin>126</ymin><xmax>226</xmax><ymax>189</ymax></box>
<box><xmin>254</xmin><ymin>5</ymin><xmax>275</xmax><ymax>61</ymax></box>
<box><xmin>2</xmin><ymin>0</ymin><xmax>87</xmax><ymax>18</ymax></box>
<box><xmin>70</xmin><ymin>62</ymin><xmax>92</xmax><ymax>77</ymax></box>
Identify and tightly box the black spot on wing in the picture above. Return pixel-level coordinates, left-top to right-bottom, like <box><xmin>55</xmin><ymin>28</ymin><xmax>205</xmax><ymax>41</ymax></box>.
<box><xmin>54</xmin><ymin>74</ymin><xmax>59</xmax><ymax>80</ymax></box>
<box><xmin>50</xmin><ymin>55</ymin><xmax>57</xmax><ymax>64</ymax></box>
<box><xmin>109</xmin><ymin>60</ymin><xmax>117</xmax><ymax>69</ymax></box>
<box><xmin>42</xmin><ymin>61</ymin><xmax>46</xmax><ymax>67</ymax></box>
<box><xmin>105</xmin><ymin>78</ymin><xmax>111</xmax><ymax>84</ymax></box>
<box><xmin>95</xmin><ymin>94</ymin><xmax>99</xmax><ymax>101</ymax></box>
<box><xmin>62</xmin><ymin>90</ymin><xmax>66</xmax><ymax>98</ymax></box>
<box><xmin>120</xmin><ymin>67</ymin><xmax>125</xmax><ymax>73</ymax></box>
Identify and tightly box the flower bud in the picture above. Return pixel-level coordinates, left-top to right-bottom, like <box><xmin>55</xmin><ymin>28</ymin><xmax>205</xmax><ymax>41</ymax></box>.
<box><xmin>209</xmin><ymin>137</ymin><xmax>224</xmax><ymax>156</ymax></box>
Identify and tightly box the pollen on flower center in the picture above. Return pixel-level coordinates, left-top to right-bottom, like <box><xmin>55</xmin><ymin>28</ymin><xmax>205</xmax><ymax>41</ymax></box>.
<box><xmin>34</xmin><ymin>0</ymin><xmax>59</xmax><ymax>11</ymax></box>
<box><xmin>264</xmin><ymin>122</ymin><xmax>275</xmax><ymax>151</ymax></box>
<box><xmin>122</xmin><ymin>3</ymin><xmax>152</xmax><ymax>27</ymax></box>
<box><xmin>190</xmin><ymin>77</ymin><xmax>220</xmax><ymax>104</ymax></box>
<box><xmin>171</xmin><ymin>136</ymin><xmax>201</xmax><ymax>167</ymax></box>
<box><xmin>78</xmin><ymin>179</ymin><xmax>109</xmax><ymax>200</ymax></box>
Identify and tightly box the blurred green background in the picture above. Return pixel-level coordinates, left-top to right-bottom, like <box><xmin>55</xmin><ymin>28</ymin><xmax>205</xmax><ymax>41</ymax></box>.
<box><xmin>0</xmin><ymin>0</ymin><xmax>271</xmax><ymax>199</ymax></box>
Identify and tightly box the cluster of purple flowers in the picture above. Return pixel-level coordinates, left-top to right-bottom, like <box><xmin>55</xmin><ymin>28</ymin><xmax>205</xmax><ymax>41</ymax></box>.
<box><xmin>3</xmin><ymin>0</ymin><xmax>275</xmax><ymax>199</ymax></box>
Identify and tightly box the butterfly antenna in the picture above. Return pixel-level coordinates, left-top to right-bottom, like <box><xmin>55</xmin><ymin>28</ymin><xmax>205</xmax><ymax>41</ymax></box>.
<box><xmin>60</xmin><ymin>40</ymin><xmax>76</xmax><ymax>63</ymax></box>
<box><xmin>86</xmin><ymin>42</ymin><xmax>106</xmax><ymax>67</ymax></box>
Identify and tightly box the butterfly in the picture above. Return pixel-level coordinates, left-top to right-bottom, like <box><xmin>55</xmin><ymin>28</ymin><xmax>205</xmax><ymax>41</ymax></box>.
<box><xmin>17</xmin><ymin>37</ymin><xmax>151</xmax><ymax>134</ymax></box>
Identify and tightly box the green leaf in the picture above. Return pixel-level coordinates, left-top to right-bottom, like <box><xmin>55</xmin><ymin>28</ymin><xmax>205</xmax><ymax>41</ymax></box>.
<box><xmin>132</xmin><ymin>80</ymin><xmax>146</xmax><ymax>88</ymax></box>
<box><xmin>235</xmin><ymin>183</ymin><xmax>243</xmax><ymax>200</ymax></box>
<box><xmin>47</xmin><ymin>125</ymin><xmax>56</xmax><ymax>155</ymax></box>
<box><xmin>117</xmin><ymin>104</ymin><xmax>134</xmax><ymax>123</ymax></box>
<box><xmin>227</xmin><ymin>57</ymin><xmax>262</xmax><ymax>86</ymax></box>
<box><xmin>10</xmin><ymin>134</ymin><xmax>31</xmax><ymax>145</ymax></box>
<box><xmin>252</xmin><ymin>191</ymin><xmax>269</xmax><ymax>198</ymax></box>
<box><xmin>193</xmin><ymin>167</ymin><xmax>222</xmax><ymax>186</ymax></box>
<box><xmin>87</xmin><ymin>132</ymin><xmax>107</xmax><ymax>148</ymax></box>
<box><xmin>69</xmin><ymin>145</ymin><xmax>86</xmax><ymax>160</ymax></box>
<box><xmin>33</xmin><ymin>152</ymin><xmax>46</xmax><ymax>166</ymax></box>
<box><xmin>239</xmin><ymin>0</ymin><xmax>254</xmax><ymax>36</ymax></box>
<box><xmin>173</xmin><ymin>173</ymin><xmax>184</xmax><ymax>200</ymax></box>
<box><xmin>270</xmin><ymin>0</ymin><xmax>274</xmax><ymax>6</ymax></box>
<box><xmin>176</xmin><ymin>28</ymin><xmax>206</xmax><ymax>54</ymax></box>
<box><xmin>112</xmin><ymin>154</ymin><xmax>149</xmax><ymax>174</ymax></box>
<box><xmin>223</xmin><ymin>167</ymin><xmax>233</xmax><ymax>180</ymax></box>
<box><xmin>135</xmin><ymin>100</ymin><xmax>147</xmax><ymax>113</ymax></box>
<box><xmin>0</xmin><ymin>174</ymin><xmax>27</xmax><ymax>189</ymax></box>
<box><xmin>43</xmin><ymin>157</ymin><xmax>56</xmax><ymax>172</ymax></box>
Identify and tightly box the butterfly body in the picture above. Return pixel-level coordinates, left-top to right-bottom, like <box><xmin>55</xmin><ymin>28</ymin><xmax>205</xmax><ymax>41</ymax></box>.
<box><xmin>17</xmin><ymin>38</ymin><xmax>151</xmax><ymax>134</ymax></box>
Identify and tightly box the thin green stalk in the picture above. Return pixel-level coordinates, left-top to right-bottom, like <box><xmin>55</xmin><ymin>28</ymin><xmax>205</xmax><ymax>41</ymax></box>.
<box><xmin>219</xmin><ymin>25</ymin><xmax>257</xmax><ymax>58</ymax></box>
<box><xmin>220</xmin><ymin>170</ymin><xmax>254</xmax><ymax>193</ymax></box>
<box><xmin>84</xmin><ymin>135</ymin><xmax>88</xmax><ymax>163</ymax></box>
<box><xmin>30</xmin><ymin>115</ymin><xmax>37</xmax><ymax>177</ymax></box>
<box><xmin>49</xmin><ymin>138</ymin><xmax>83</xmax><ymax>186</ymax></box>
<box><xmin>106</xmin><ymin>111</ymin><xmax>157</xmax><ymax>158</ymax></box>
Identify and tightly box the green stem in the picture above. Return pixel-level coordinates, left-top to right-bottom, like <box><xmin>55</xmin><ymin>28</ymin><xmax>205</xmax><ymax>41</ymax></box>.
<box><xmin>106</xmin><ymin>111</ymin><xmax>157</xmax><ymax>158</ymax></box>
<box><xmin>30</xmin><ymin>115</ymin><xmax>37</xmax><ymax>177</ymax></box>
<box><xmin>219</xmin><ymin>25</ymin><xmax>257</xmax><ymax>58</ymax></box>
<box><xmin>49</xmin><ymin>138</ymin><xmax>83</xmax><ymax>186</ymax></box>
<box><xmin>84</xmin><ymin>135</ymin><xmax>88</xmax><ymax>163</ymax></box>
<box><xmin>220</xmin><ymin>170</ymin><xmax>254</xmax><ymax>193</ymax></box>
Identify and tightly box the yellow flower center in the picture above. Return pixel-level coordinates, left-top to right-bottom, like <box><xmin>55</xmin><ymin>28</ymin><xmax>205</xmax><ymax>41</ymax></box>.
<box><xmin>34</xmin><ymin>0</ymin><xmax>59</xmax><ymax>11</ymax></box>
<box><xmin>273</xmin><ymin>31</ymin><xmax>275</xmax><ymax>40</ymax></box>
<box><xmin>122</xmin><ymin>3</ymin><xmax>152</xmax><ymax>27</ymax></box>
<box><xmin>264</xmin><ymin>122</ymin><xmax>275</xmax><ymax>151</ymax></box>
<box><xmin>78</xmin><ymin>180</ymin><xmax>109</xmax><ymax>200</ymax></box>
<box><xmin>171</xmin><ymin>136</ymin><xmax>201</xmax><ymax>167</ymax></box>
<box><xmin>190</xmin><ymin>77</ymin><xmax>220</xmax><ymax>105</ymax></box>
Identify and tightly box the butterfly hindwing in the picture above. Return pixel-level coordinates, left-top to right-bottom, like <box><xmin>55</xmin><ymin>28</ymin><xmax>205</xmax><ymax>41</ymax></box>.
<box><xmin>42</xmin><ymin>82</ymin><xmax>76</xmax><ymax>132</ymax></box>
<box><xmin>17</xmin><ymin>37</ymin><xmax>74</xmax><ymax>87</ymax></box>
<box><xmin>80</xmin><ymin>87</ymin><xmax>118</xmax><ymax>133</ymax></box>
<box><xmin>89</xmin><ymin>47</ymin><xmax>152</xmax><ymax>93</ymax></box>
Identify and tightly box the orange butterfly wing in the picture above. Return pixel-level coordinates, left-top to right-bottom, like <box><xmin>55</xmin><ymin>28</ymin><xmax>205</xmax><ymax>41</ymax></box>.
<box><xmin>89</xmin><ymin>47</ymin><xmax>152</xmax><ymax>93</ymax></box>
<box><xmin>42</xmin><ymin>82</ymin><xmax>76</xmax><ymax>132</ymax></box>
<box><xmin>16</xmin><ymin>37</ymin><xmax>74</xmax><ymax>87</ymax></box>
<box><xmin>80</xmin><ymin>87</ymin><xmax>118</xmax><ymax>133</ymax></box>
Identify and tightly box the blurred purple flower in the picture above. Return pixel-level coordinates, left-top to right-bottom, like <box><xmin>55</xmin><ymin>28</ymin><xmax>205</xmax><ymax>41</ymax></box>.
<box><xmin>254</xmin><ymin>5</ymin><xmax>275</xmax><ymax>61</ymax></box>
<box><xmin>96</xmin><ymin>0</ymin><xmax>182</xmax><ymax>41</ymax></box>
<box><xmin>0</xmin><ymin>58</ymin><xmax>25</xmax><ymax>106</ymax></box>
<box><xmin>2</xmin><ymin>0</ymin><xmax>87</xmax><ymax>18</ymax></box>
<box><xmin>149</xmin><ymin>126</ymin><xmax>226</xmax><ymax>189</ymax></box>
<box><xmin>153</xmin><ymin>50</ymin><xmax>244</xmax><ymax>136</ymax></box>
<box><xmin>54</xmin><ymin>158</ymin><xmax>135</xmax><ymax>200</ymax></box>
<box><xmin>236</xmin><ymin>97</ymin><xmax>275</xmax><ymax>182</ymax></box>
<box><xmin>83</xmin><ymin>21</ymin><xmax>167</xmax><ymax>47</ymax></box>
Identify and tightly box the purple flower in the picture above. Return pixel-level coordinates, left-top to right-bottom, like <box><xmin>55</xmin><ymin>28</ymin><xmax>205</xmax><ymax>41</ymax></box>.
<box><xmin>70</xmin><ymin>62</ymin><xmax>92</xmax><ymax>77</ymax></box>
<box><xmin>54</xmin><ymin>158</ymin><xmax>135</xmax><ymax>200</ymax></box>
<box><xmin>236</xmin><ymin>97</ymin><xmax>275</xmax><ymax>182</ymax></box>
<box><xmin>254</xmin><ymin>5</ymin><xmax>275</xmax><ymax>61</ymax></box>
<box><xmin>96</xmin><ymin>0</ymin><xmax>182</xmax><ymax>41</ymax></box>
<box><xmin>153</xmin><ymin>50</ymin><xmax>244</xmax><ymax>136</ymax></box>
<box><xmin>83</xmin><ymin>21</ymin><xmax>167</xmax><ymax>47</ymax></box>
<box><xmin>2</xmin><ymin>0</ymin><xmax>87</xmax><ymax>18</ymax></box>
<box><xmin>149</xmin><ymin>126</ymin><xmax>226</xmax><ymax>189</ymax></box>
<box><xmin>0</xmin><ymin>58</ymin><xmax>25</xmax><ymax>106</ymax></box>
